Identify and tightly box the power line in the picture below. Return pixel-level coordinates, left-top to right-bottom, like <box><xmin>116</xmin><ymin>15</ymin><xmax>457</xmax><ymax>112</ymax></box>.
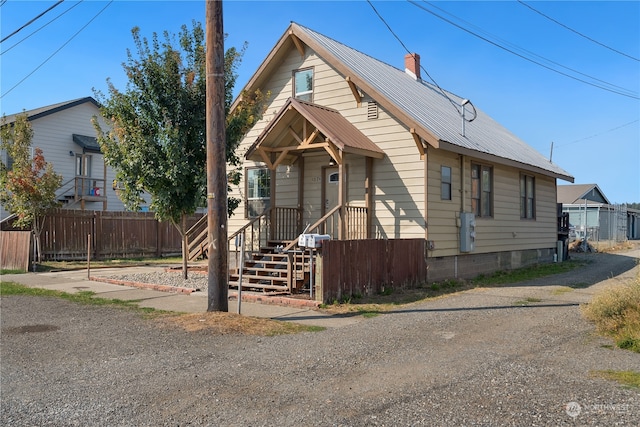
<box><xmin>366</xmin><ymin>0</ymin><xmax>462</xmax><ymax>115</ymax></box>
<box><xmin>1</xmin><ymin>0</ymin><xmax>65</xmax><ymax>43</ymax></box>
<box><xmin>1</xmin><ymin>1</ymin><xmax>113</xmax><ymax>99</ymax></box>
<box><xmin>408</xmin><ymin>1</ymin><xmax>639</xmax><ymax>100</ymax></box>
<box><xmin>557</xmin><ymin>120</ymin><xmax>639</xmax><ymax>147</ymax></box>
<box><xmin>2</xmin><ymin>0</ymin><xmax>85</xmax><ymax>56</ymax></box>
<box><xmin>518</xmin><ymin>0</ymin><xmax>640</xmax><ymax>62</ymax></box>
<box><xmin>422</xmin><ymin>1</ymin><xmax>634</xmax><ymax>96</ymax></box>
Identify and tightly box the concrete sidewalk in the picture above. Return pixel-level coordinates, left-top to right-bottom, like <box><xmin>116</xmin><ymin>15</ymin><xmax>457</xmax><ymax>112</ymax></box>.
<box><xmin>0</xmin><ymin>267</ymin><xmax>361</xmax><ymax>328</ymax></box>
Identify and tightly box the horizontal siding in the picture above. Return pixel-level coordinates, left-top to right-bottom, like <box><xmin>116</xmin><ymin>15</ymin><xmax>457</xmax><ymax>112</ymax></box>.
<box><xmin>426</xmin><ymin>150</ymin><xmax>461</xmax><ymax>253</ymax></box>
<box><xmin>229</xmin><ymin>42</ymin><xmax>559</xmax><ymax>251</ymax></box>
<box><xmin>229</xmin><ymin>45</ymin><xmax>427</xmax><ymax>240</ymax></box>
<box><xmin>5</xmin><ymin>102</ymin><xmax>128</xmax><ymax>213</ymax></box>
<box><xmin>426</xmin><ymin>151</ymin><xmax>559</xmax><ymax>256</ymax></box>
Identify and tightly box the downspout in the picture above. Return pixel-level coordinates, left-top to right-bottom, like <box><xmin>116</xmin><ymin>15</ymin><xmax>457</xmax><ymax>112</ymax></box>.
<box><xmin>424</xmin><ymin>145</ymin><xmax>428</xmax><ymax>240</ymax></box>
<box><xmin>460</xmin><ymin>155</ymin><xmax>465</xmax><ymax>213</ymax></box>
<box><xmin>459</xmin><ymin>154</ymin><xmax>465</xmax><ymax>262</ymax></box>
<box><xmin>423</xmin><ymin>144</ymin><xmax>429</xmax><ymax>283</ymax></box>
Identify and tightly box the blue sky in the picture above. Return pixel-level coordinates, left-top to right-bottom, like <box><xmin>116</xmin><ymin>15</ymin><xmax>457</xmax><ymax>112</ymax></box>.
<box><xmin>1</xmin><ymin>1</ymin><xmax>638</xmax><ymax>203</ymax></box>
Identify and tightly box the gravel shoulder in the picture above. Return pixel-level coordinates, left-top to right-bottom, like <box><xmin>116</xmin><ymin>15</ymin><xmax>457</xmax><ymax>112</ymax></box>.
<box><xmin>2</xmin><ymin>248</ymin><xmax>639</xmax><ymax>426</ymax></box>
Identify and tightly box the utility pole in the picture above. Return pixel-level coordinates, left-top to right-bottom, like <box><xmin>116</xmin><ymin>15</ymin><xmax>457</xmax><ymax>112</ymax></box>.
<box><xmin>205</xmin><ymin>0</ymin><xmax>228</xmax><ymax>312</ymax></box>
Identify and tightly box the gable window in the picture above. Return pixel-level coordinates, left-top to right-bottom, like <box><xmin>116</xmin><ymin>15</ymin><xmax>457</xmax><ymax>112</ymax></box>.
<box><xmin>520</xmin><ymin>174</ymin><xmax>535</xmax><ymax>219</ymax></box>
<box><xmin>441</xmin><ymin>166</ymin><xmax>452</xmax><ymax>200</ymax></box>
<box><xmin>293</xmin><ymin>68</ymin><xmax>313</xmax><ymax>102</ymax></box>
<box><xmin>245</xmin><ymin>167</ymin><xmax>270</xmax><ymax>218</ymax></box>
<box><xmin>471</xmin><ymin>163</ymin><xmax>492</xmax><ymax>217</ymax></box>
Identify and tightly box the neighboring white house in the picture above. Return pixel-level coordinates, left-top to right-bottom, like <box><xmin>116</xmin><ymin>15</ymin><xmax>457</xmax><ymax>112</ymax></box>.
<box><xmin>557</xmin><ymin>184</ymin><xmax>629</xmax><ymax>242</ymax></box>
<box><xmin>0</xmin><ymin>97</ymin><xmax>147</xmax><ymax>220</ymax></box>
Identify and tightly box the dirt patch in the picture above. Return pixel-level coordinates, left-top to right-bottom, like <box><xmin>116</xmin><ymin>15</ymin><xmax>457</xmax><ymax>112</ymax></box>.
<box><xmin>156</xmin><ymin>311</ymin><xmax>321</xmax><ymax>335</ymax></box>
<box><xmin>3</xmin><ymin>324</ymin><xmax>60</xmax><ymax>334</ymax></box>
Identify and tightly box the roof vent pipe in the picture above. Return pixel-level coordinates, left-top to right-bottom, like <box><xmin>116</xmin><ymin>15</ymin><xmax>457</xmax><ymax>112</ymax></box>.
<box><xmin>460</xmin><ymin>99</ymin><xmax>476</xmax><ymax>137</ymax></box>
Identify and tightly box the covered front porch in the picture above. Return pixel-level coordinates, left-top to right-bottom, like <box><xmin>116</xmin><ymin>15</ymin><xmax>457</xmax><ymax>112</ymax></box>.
<box><xmin>189</xmin><ymin>97</ymin><xmax>385</xmax><ymax>295</ymax></box>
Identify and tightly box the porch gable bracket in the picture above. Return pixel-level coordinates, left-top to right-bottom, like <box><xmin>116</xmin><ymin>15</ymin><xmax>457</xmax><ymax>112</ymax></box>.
<box><xmin>301</xmin><ymin>128</ymin><xmax>321</xmax><ymax>147</ymax></box>
<box><xmin>345</xmin><ymin>76</ymin><xmax>362</xmax><ymax>107</ymax></box>
<box><xmin>288</xmin><ymin>126</ymin><xmax>302</xmax><ymax>144</ymax></box>
<box><xmin>411</xmin><ymin>128</ymin><xmax>425</xmax><ymax>160</ymax></box>
<box><xmin>324</xmin><ymin>142</ymin><xmax>342</xmax><ymax>165</ymax></box>
<box><xmin>257</xmin><ymin>148</ymin><xmax>275</xmax><ymax>170</ymax></box>
<box><xmin>245</xmin><ymin>98</ymin><xmax>385</xmax><ymax>165</ymax></box>
<box><xmin>290</xmin><ymin>33</ymin><xmax>306</xmax><ymax>58</ymax></box>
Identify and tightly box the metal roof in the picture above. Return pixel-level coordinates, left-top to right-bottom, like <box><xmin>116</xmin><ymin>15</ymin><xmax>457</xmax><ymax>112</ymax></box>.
<box><xmin>291</xmin><ymin>24</ymin><xmax>573</xmax><ymax>182</ymax></box>
<box><xmin>246</xmin><ymin>98</ymin><xmax>384</xmax><ymax>165</ymax></box>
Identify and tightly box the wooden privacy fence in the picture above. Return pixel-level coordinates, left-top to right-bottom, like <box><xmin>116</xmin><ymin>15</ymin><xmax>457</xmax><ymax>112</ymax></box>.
<box><xmin>0</xmin><ymin>231</ymin><xmax>31</xmax><ymax>271</ymax></box>
<box><xmin>319</xmin><ymin>239</ymin><xmax>428</xmax><ymax>303</ymax></box>
<box><xmin>39</xmin><ymin>209</ymin><xmax>204</xmax><ymax>260</ymax></box>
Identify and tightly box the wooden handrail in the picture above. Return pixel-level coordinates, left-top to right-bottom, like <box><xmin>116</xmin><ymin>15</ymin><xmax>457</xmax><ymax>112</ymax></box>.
<box><xmin>186</xmin><ymin>213</ymin><xmax>208</xmax><ymax>236</ymax></box>
<box><xmin>227</xmin><ymin>207</ymin><xmax>272</xmax><ymax>243</ymax></box>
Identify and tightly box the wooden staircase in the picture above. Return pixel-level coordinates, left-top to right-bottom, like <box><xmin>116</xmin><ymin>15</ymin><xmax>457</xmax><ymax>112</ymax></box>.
<box><xmin>228</xmin><ymin>240</ymin><xmax>310</xmax><ymax>293</ymax></box>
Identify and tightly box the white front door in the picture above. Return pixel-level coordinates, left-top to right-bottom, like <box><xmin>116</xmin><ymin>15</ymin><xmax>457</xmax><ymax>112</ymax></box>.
<box><xmin>323</xmin><ymin>167</ymin><xmax>339</xmax><ymax>237</ymax></box>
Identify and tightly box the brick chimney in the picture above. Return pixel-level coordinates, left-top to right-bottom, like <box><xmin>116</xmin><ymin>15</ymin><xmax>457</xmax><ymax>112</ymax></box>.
<box><xmin>404</xmin><ymin>53</ymin><xmax>421</xmax><ymax>80</ymax></box>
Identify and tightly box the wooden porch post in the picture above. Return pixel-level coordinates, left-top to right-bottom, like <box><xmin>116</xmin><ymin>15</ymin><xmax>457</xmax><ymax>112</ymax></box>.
<box><xmin>269</xmin><ymin>156</ymin><xmax>277</xmax><ymax>241</ymax></box>
<box><xmin>297</xmin><ymin>155</ymin><xmax>305</xmax><ymax>234</ymax></box>
<box><xmin>338</xmin><ymin>153</ymin><xmax>345</xmax><ymax>240</ymax></box>
<box><xmin>103</xmin><ymin>162</ymin><xmax>107</xmax><ymax>211</ymax></box>
<box><xmin>365</xmin><ymin>156</ymin><xmax>373</xmax><ymax>239</ymax></box>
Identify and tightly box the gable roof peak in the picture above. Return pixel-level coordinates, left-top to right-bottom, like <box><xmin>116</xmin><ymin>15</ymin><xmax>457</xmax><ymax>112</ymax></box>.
<box><xmin>2</xmin><ymin>97</ymin><xmax>100</xmax><ymax>125</ymax></box>
<box><xmin>237</xmin><ymin>23</ymin><xmax>574</xmax><ymax>183</ymax></box>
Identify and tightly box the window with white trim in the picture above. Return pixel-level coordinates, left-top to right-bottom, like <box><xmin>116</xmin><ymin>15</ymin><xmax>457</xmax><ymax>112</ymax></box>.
<box><xmin>471</xmin><ymin>163</ymin><xmax>492</xmax><ymax>217</ymax></box>
<box><xmin>441</xmin><ymin>166</ymin><xmax>452</xmax><ymax>200</ymax></box>
<box><xmin>520</xmin><ymin>174</ymin><xmax>535</xmax><ymax>219</ymax></box>
<box><xmin>293</xmin><ymin>68</ymin><xmax>313</xmax><ymax>102</ymax></box>
<box><xmin>245</xmin><ymin>167</ymin><xmax>270</xmax><ymax>218</ymax></box>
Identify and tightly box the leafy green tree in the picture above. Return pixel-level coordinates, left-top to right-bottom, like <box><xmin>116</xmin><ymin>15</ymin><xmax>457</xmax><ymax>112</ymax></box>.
<box><xmin>0</xmin><ymin>113</ymin><xmax>63</xmax><ymax>264</ymax></box>
<box><xmin>93</xmin><ymin>21</ymin><xmax>267</xmax><ymax>278</ymax></box>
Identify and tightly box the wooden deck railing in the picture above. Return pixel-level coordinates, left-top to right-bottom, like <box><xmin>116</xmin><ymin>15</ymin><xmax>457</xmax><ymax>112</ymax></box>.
<box><xmin>282</xmin><ymin>205</ymin><xmax>341</xmax><ymax>252</ymax></box>
<box><xmin>57</xmin><ymin>177</ymin><xmax>107</xmax><ymax>207</ymax></box>
<box><xmin>345</xmin><ymin>206</ymin><xmax>368</xmax><ymax>239</ymax></box>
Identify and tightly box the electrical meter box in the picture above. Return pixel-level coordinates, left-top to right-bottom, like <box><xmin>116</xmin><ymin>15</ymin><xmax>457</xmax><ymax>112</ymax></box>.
<box><xmin>460</xmin><ymin>212</ymin><xmax>476</xmax><ymax>253</ymax></box>
<box><xmin>298</xmin><ymin>234</ymin><xmax>331</xmax><ymax>248</ymax></box>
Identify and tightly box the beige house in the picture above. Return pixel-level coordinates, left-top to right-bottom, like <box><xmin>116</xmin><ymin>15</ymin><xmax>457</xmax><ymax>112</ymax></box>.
<box><xmin>216</xmin><ymin>23</ymin><xmax>574</xmax><ymax>295</ymax></box>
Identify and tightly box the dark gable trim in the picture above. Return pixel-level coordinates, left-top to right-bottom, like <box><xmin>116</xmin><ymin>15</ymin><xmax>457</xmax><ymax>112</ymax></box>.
<box><xmin>3</xmin><ymin>97</ymin><xmax>100</xmax><ymax>124</ymax></box>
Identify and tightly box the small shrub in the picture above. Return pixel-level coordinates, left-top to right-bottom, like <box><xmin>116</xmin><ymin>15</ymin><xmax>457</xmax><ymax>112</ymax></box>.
<box><xmin>513</xmin><ymin>297</ymin><xmax>542</xmax><ymax>306</ymax></box>
<box><xmin>591</xmin><ymin>370</ymin><xmax>640</xmax><ymax>389</ymax></box>
<box><xmin>378</xmin><ymin>287</ymin><xmax>393</xmax><ymax>296</ymax></box>
<box><xmin>582</xmin><ymin>278</ymin><xmax>640</xmax><ymax>353</ymax></box>
<box><xmin>0</xmin><ymin>269</ymin><xmax>26</xmax><ymax>275</ymax></box>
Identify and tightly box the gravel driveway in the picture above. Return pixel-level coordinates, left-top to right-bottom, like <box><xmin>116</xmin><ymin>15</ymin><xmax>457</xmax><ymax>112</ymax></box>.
<box><xmin>2</xmin><ymin>249</ymin><xmax>639</xmax><ymax>426</ymax></box>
